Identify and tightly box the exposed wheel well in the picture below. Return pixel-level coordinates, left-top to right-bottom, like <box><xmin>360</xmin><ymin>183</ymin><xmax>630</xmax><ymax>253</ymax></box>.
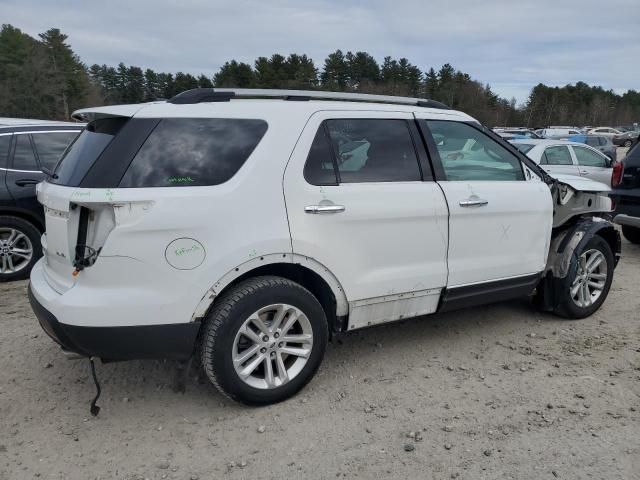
<box><xmin>0</xmin><ymin>209</ymin><xmax>44</xmax><ymax>232</ymax></box>
<box><xmin>213</xmin><ymin>263</ymin><xmax>343</xmax><ymax>334</ymax></box>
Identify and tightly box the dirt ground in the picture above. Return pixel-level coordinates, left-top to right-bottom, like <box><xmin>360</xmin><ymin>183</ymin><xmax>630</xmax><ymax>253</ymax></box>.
<box><xmin>1</xmin><ymin>151</ymin><xmax>639</xmax><ymax>479</ymax></box>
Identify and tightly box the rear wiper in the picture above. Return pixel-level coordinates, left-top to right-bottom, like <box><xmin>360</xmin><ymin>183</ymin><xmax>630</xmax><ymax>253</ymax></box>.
<box><xmin>41</xmin><ymin>166</ymin><xmax>58</xmax><ymax>180</ymax></box>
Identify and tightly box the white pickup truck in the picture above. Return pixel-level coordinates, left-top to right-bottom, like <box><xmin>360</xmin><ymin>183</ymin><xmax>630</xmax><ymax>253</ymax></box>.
<box><xmin>28</xmin><ymin>89</ymin><xmax>620</xmax><ymax>405</ymax></box>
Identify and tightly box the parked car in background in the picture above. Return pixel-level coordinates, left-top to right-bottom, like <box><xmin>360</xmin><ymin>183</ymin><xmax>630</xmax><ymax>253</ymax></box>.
<box><xmin>567</xmin><ymin>134</ymin><xmax>616</xmax><ymax>161</ymax></box>
<box><xmin>610</xmin><ymin>138</ymin><xmax>640</xmax><ymax>244</ymax></box>
<box><xmin>0</xmin><ymin>118</ymin><xmax>82</xmax><ymax>281</ymax></box>
<box><xmin>612</xmin><ymin>130</ymin><xmax>639</xmax><ymax>147</ymax></box>
<box><xmin>539</xmin><ymin>127</ymin><xmax>582</xmax><ymax>138</ymax></box>
<box><xmin>587</xmin><ymin>127</ymin><xmax>623</xmax><ymax>138</ymax></box>
<box><xmin>28</xmin><ymin>89</ymin><xmax>619</xmax><ymax>405</ymax></box>
<box><xmin>493</xmin><ymin>128</ymin><xmax>541</xmax><ymax>139</ymax></box>
<box><xmin>510</xmin><ymin>139</ymin><xmax>614</xmax><ymax>185</ymax></box>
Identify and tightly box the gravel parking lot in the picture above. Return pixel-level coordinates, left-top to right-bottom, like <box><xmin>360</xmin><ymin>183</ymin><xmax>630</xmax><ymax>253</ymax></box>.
<box><xmin>0</xmin><ymin>147</ymin><xmax>637</xmax><ymax>480</ymax></box>
<box><xmin>0</xmin><ymin>234</ymin><xmax>638</xmax><ymax>480</ymax></box>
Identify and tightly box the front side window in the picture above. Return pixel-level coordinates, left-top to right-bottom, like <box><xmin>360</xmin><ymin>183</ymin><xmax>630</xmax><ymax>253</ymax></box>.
<box><xmin>541</xmin><ymin>146</ymin><xmax>573</xmax><ymax>165</ymax></box>
<box><xmin>12</xmin><ymin>134</ymin><xmax>38</xmax><ymax>171</ymax></box>
<box><xmin>119</xmin><ymin>118</ymin><xmax>268</xmax><ymax>187</ymax></box>
<box><xmin>426</xmin><ymin>121</ymin><xmax>524</xmax><ymax>181</ymax></box>
<box><xmin>32</xmin><ymin>131</ymin><xmax>79</xmax><ymax>170</ymax></box>
<box><xmin>573</xmin><ymin>146</ymin><xmax>608</xmax><ymax>167</ymax></box>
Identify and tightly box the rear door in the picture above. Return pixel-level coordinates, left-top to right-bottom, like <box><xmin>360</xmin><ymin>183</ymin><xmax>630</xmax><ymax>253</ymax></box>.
<box><xmin>417</xmin><ymin>117</ymin><xmax>552</xmax><ymax>286</ymax></box>
<box><xmin>571</xmin><ymin>144</ymin><xmax>612</xmax><ymax>185</ymax></box>
<box><xmin>5</xmin><ymin>130</ymin><xmax>80</xmax><ymax>219</ymax></box>
<box><xmin>5</xmin><ymin>133</ymin><xmax>45</xmax><ymax>215</ymax></box>
<box><xmin>283</xmin><ymin>111</ymin><xmax>449</xmax><ymax>326</ymax></box>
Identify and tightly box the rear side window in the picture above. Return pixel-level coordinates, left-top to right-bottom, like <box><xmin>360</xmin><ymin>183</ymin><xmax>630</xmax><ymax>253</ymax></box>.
<box><xmin>0</xmin><ymin>135</ymin><xmax>11</xmax><ymax>168</ymax></box>
<box><xmin>119</xmin><ymin>118</ymin><xmax>268</xmax><ymax>187</ymax></box>
<box><xmin>541</xmin><ymin>146</ymin><xmax>573</xmax><ymax>165</ymax></box>
<box><xmin>426</xmin><ymin>121</ymin><xmax>524</xmax><ymax>181</ymax></box>
<box><xmin>12</xmin><ymin>134</ymin><xmax>38</xmax><ymax>171</ymax></box>
<box><xmin>52</xmin><ymin>117</ymin><xmax>128</xmax><ymax>186</ymax></box>
<box><xmin>585</xmin><ymin>137</ymin><xmax>599</xmax><ymax>147</ymax></box>
<box><xmin>32</xmin><ymin>131</ymin><xmax>79</xmax><ymax>170</ymax></box>
<box><xmin>304</xmin><ymin>127</ymin><xmax>338</xmax><ymax>185</ymax></box>
<box><xmin>305</xmin><ymin>119</ymin><xmax>421</xmax><ymax>184</ymax></box>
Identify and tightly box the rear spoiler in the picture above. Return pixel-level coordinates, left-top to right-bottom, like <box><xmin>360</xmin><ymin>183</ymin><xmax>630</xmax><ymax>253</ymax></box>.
<box><xmin>71</xmin><ymin>102</ymin><xmax>161</xmax><ymax>122</ymax></box>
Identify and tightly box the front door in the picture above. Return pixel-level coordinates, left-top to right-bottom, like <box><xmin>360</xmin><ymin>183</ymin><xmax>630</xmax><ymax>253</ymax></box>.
<box><xmin>571</xmin><ymin>145</ymin><xmax>612</xmax><ymax>185</ymax></box>
<box><xmin>417</xmin><ymin>117</ymin><xmax>553</xmax><ymax>287</ymax></box>
<box><xmin>283</xmin><ymin>111</ymin><xmax>449</xmax><ymax>316</ymax></box>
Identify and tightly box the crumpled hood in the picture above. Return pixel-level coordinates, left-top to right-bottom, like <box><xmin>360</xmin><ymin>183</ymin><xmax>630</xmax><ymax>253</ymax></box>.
<box><xmin>551</xmin><ymin>174</ymin><xmax>610</xmax><ymax>193</ymax></box>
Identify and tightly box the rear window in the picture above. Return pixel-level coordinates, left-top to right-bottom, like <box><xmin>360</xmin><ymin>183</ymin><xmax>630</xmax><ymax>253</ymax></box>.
<box><xmin>51</xmin><ymin>117</ymin><xmax>127</xmax><ymax>185</ymax></box>
<box><xmin>513</xmin><ymin>143</ymin><xmax>535</xmax><ymax>154</ymax></box>
<box><xmin>119</xmin><ymin>118</ymin><xmax>268</xmax><ymax>187</ymax></box>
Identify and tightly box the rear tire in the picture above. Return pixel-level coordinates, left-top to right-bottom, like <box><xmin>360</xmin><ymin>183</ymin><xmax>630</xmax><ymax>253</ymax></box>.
<box><xmin>622</xmin><ymin>225</ymin><xmax>640</xmax><ymax>244</ymax></box>
<box><xmin>553</xmin><ymin>236</ymin><xmax>614</xmax><ymax>319</ymax></box>
<box><xmin>201</xmin><ymin>276</ymin><xmax>328</xmax><ymax>405</ymax></box>
<box><xmin>0</xmin><ymin>216</ymin><xmax>42</xmax><ymax>282</ymax></box>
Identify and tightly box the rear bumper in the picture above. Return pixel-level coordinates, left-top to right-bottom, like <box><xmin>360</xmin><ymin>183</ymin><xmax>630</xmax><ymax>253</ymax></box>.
<box><xmin>28</xmin><ymin>263</ymin><xmax>201</xmax><ymax>361</ymax></box>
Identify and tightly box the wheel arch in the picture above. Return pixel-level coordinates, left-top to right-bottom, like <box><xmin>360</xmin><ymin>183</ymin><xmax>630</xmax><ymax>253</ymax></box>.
<box><xmin>192</xmin><ymin>253</ymin><xmax>349</xmax><ymax>333</ymax></box>
<box><xmin>0</xmin><ymin>207</ymin><xmax>44</xmax><ymax>231</ymax></box>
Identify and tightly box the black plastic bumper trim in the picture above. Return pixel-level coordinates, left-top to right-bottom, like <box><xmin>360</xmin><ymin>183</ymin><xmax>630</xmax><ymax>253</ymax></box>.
<box><xmin>28</xmin><ymin>284</ymin><xmax>201</xmax><ymax>361</ymax></box>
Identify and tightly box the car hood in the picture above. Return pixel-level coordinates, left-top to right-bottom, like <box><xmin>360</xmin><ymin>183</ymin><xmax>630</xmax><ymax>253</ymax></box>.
<box><xmin>551</xmin><ymin>174</ymin><xmax>610</xmax><ymax>193</ymax></box>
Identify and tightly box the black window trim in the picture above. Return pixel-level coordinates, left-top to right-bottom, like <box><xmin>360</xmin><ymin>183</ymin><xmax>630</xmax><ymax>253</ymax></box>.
<box><xmin>304</xmin><ymin>118</ymin><xmax>430</xmax><ymax>186</ymax></box>
<box><xmin>419</xmin><ymin>119</ymin><xmax>545</xmax><ymax>182</ymax></box>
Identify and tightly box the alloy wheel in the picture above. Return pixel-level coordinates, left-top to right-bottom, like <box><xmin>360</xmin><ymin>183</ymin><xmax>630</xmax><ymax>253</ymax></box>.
<box><xmin>0</xmin><ymin>227</ymin><xmax>33</xmax><ymax>275</ymax></box>
<box><xmin>232</xmin><ymin>303</ymin><xmax>313</xmax><ymax>389</ymax></box>
<box><xmin>571</xmin><ymin>249</ymin><xmax>608</xmax><ymax>308</ymax></box>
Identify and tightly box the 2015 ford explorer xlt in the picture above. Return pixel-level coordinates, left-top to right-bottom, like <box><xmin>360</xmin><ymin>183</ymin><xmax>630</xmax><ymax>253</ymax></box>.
<box><xmin>29</xmin><ymin>89</ymin><xmax>621</xmax><ymax>405</ymax></box>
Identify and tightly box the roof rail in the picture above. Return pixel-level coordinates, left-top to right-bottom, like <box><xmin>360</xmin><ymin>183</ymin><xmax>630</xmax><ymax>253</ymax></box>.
<box><xmin>168</xmin><ymin>88</ymin><xmax>450</xmax><ymax>109</ymax></box>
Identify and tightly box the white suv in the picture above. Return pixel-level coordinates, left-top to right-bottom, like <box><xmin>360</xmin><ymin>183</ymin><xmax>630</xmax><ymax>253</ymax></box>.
<box><xmin>29</xmin><ymin>89</ymin><xmax>621</xmax><ymax>405</ymax></box>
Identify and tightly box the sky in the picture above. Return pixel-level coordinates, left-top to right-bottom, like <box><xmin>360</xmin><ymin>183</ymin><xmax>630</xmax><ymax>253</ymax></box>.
<box><xmin>2</xmin><ymin>0</ymin><xmax>639</xmax><ymax>104</ymax></box>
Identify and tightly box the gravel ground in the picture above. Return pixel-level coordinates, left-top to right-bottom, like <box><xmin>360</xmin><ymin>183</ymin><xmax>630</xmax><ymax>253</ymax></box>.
<box><xmin>1</xmin><ymin>153</ymin><xmax>638</xmax><ymax>480</ymax></box>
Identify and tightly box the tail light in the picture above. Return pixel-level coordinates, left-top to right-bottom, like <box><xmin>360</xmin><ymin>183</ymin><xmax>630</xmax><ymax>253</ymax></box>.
<box><xmin>612</xmin><ymin>161</ymin><xmax>624</xmax><ymax>187</ymax></box>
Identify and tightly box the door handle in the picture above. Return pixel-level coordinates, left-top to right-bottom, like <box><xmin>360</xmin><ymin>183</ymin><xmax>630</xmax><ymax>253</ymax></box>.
<box><xmin>304</xmin><ymin>204</ymin><xmax>346</xmax><ymax>214</ymax></box>
<box><xmin>15</xmin><ymin>179</ymin><xmax>40</xmax><ymax>187</ymax></box>
<box><xmin>580</xmin><ymin>170</ymin><xmax>589</xmax><ymax>174</ymax></box>
<box><xmin>459</xmin><ymin>197</ymin><xmax>488</xmax><ymax>207</ymax></box>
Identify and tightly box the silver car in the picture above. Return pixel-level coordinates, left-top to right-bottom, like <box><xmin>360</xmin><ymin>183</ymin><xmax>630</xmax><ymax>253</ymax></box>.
<box><xmin>510</xmin><ymin>139</ymin><xmax>614</xmax><ymax>186</ymax></box>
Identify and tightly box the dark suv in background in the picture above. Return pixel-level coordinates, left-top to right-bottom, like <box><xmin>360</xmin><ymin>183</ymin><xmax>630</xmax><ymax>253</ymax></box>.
<box><xmin>611</xmin><ymin>137</ymin><xmax>640</xmax><ymax>244</ymax></box>
<box><xmin>0</xmin><ymin>118</ymin><xmax>82</xmax><ymax>281</ymax></box>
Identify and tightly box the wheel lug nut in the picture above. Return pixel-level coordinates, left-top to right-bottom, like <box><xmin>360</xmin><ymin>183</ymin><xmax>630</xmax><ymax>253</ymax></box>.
<box><xmin>262</xmin><ymin>335</ymin><xmax>269</xmax><ymax>342</ymax></box>
<box><xmin>274</xmin><ymin>332</ymin><xmax>279</xmax><ymax>338</ymax></box>
<box><xmin>260</xmin><ymin>347</ymin><xmax>266</xmax><ymax>353</ymax></box>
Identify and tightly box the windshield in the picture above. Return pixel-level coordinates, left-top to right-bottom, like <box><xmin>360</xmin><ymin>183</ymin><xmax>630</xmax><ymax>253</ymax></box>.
<box><xmin>51</xmin><ymin>117</ymin><xmax>128</xmax><ymax>186</ymax></box>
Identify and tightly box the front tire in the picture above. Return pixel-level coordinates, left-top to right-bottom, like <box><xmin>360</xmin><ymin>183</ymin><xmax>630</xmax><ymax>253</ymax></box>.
<box><xmin>0</xmin><ymin>216</ymin><xmax>42</xmax><ymax>282</ymax></box>
<box><xmin>622</xmin><ymin>225</ymin><xmax>640</xmax><ymax>244</ymax></box>
<box><xmin>554</xmin><ymin>236</ymin><xmax>614</xmax><ymax>319</ymax></box>
<box><xmin>201</xmin><ymin>276</ymin><xmax>328</xmax><ymax>405</ymax></box>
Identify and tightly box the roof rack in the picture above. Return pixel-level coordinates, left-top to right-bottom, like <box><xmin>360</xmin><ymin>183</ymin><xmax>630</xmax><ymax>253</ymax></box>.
<box><xmin>168</xmin><ymin>88</ymin><xmax>450</xmax><ymax>109</ymax></box>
